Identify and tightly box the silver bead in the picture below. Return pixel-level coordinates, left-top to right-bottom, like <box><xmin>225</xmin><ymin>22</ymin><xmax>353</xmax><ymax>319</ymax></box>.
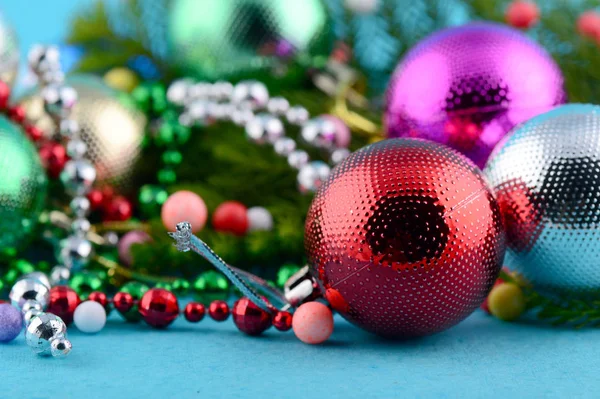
<box><xmin>60</xmin><ymin>236</ymin><xmax>93</xmax><ymax>271</ymax></box>
<box><xmin>22</xmin><ymin>299</ymin><xmax>43</xmax><ymax>314</ymax></box>
<box><xmin>23</xmin><ymin>308</ymin><xmax>42</xmax><ymax>326</ymax></box>
<box><xmin>50</xmin><ymin>266</ymin><xmax>71</xmax><ymax>286</ymax></box>
<box><xmin>186</xmin><ymin>100</ymin><xmax>210</xmax><ymax>124</ymax></box>
<box><xmin>25</xmin><ymin>313</ymin><xmax>69</xmax><ymax>357</ymax></box>
<box><xmin>71</xmin><ymin>217</ymin><xmax>91</xmax><ymax>236</ymax></box>
<box><xmin>60</xmin><ymin>160</ymin><xmax>97</xmax><ymax>196</ymax></box>
<box><xmin>42</xmin><ymin>84</ymin><xmax>78</xmax><ymax>119</ymax></box>
<box><xmin>21</xmin><ymin>272</ymin><xmax>51</xmax><ymax>289</ymax></box>
<box><xmin>287</xmin><ymin>150</ymin><xmax>310</xmax><ymax>169</ymax></box>
<box><xmin>207</xmin><ymin>102</ymin><xmax>232</xmax><ymax>121</ymax></box>
<box><xmin>40</xmin><ymin>69</ymin><xmax>65</xmax><ymax>85</ymax></box>
<box><xmin>331</xmin><ymin>148</ymin><xmax>351</xmax><ymax>164</ymax></box>
<box><xmin>70</xmin><ymin>196</ymin><xmax>91</xmax><ymax>218</ymax></box>
<box><xmin>301</xmin><ymin>117</ymin><xmax>337</xmax><ymax>149</ymax></box>
<box><xmin>66</xmin><ymin>139</ymin><xmax>87</xmax><ymax>160</ymax></box>
<box><xmin>245</xmin><ymin>113</ymin><xmax>285</xmax><ymax>144</ymax></box>
<box><xmin>297</xmin><ymin>161</ymin><xmax>331</xmax><ymax>193</ymax></box>
<box><xmin>286</xmin><ymin>105</ymin><xmax>310</xmax><ymax>125</ymax></box>
<box><xmin>188</xmin><ymin>82</ymin><xmax>211</xmax><ymax>100</ymax></box>
<box><xmin>9</xmin><ymin>278</ymin><xmax>50</xmax><ymax>309</ymax></box>
<box><xmin>232</xmin><ymin>81</ymin><xmax>269</xmax><ymax>110</ymax></box>
<box><xmin>210</xmin><ymin>81</ymin><xmax>234</xmax><ymax>101</ymax></box>
<box><xmin>267</xmin><ymin>97</ymin><xmax>290</xmax><ymax>115</ymax></box>
<box><xmin>50</xmin><ymin>336</ymin><xmax>72</xmax><ymax>358</ymax></box>
<box><xmin>28</xmin><ymin>45</ymin><xmax>60</xmax><ymax>76</ymax></box>
<box><xmin>274</xmin><ymin>137</ymin><xmax>297</xmax><ymax>156</ymax></box>
<box><xmin>166</xmin><ymin>79</ymin><xmax>193</xmax><ymax>106</ymax></box>
<box><xmin>59</xmin><ymin>119</ymin><xmax>80</xmax><ymax>139</ymax></box>
<box><xmin>231</xmin><ymin>108</ymin><xmax>254</xmax><ymax>126</ymax></box>
<box><xmin>103</xmin><ymin>231</ymin><xmax>119</xmax><ymax>247</ymax></box>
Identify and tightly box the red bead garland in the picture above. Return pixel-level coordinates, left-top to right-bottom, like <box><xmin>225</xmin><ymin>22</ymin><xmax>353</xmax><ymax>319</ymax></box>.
<box><xmin>272</xmin><ymin>311</ymin><xmax>293</xmax><ymax>331</ymax></box>
<box><xmin>38</xmin><ymin>141</ymin><xmax>68</xmax><ymax>178</ymax></box>
<box><xmin>138</xmin><ymin>288</ymin><xmax>180</xmax><ymax>328</ymax></box>
<box><xmin>88</xmin><ymin>291</ymin><xmax>110</xmax><ymax>311</ymax></box>
<box><xmin>183</xmin><ymin>302</ymin><xmax>205</xmax><ymax>323</ymax></box>
<box><xmin>46</xmin><ymin>286</ymin><xmax>81</xmax><ymax>326</ymax></box>
<box><xmin>208</xmin><ymin>300</ymin><xmax>230</xmax><ymax>321</ymax></box>
<box><xmin>232</xmin><ymin>297</ymin><xmax>272</xmax><ymax>336</ymax></box>
<box><xmin>113</xmin><ymin>292</ymin><xmax>134</xmax><ymax>313</ymax></box>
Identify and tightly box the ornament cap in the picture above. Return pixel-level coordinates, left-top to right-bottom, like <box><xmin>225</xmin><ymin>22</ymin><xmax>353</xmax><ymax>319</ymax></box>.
<box><xmin>169</xmin><ymin>221</ymin><xmax>192</xmax><ymax>252</ymax></box>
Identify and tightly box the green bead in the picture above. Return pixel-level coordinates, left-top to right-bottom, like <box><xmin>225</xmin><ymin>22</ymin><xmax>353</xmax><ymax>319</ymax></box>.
<box><xmin>174</xmin><ymin>124</ymin><xmax>191</xmax><ymax>144</ymax></box>
<box><xmin>171</xmin><ymin>278</ymin><xmax>190</xmax><ymax>296</ymax></box>
<box><xmin>162</xmin><ymin>109</ymin><xmax>178</xmax><ymax>122</ymax></box>
<box><xmin>14</xmin><ymin>259</ymin><xmax>35</xmax><ymax>275</ymax></box>
<box><xmin>162</xmin><ymin>150</ymin><xmax>182</xmax><ymax>166</ymax></box>
<box><xmin>0</xmin><ymin>279</ymin><xmax>4</xmax><ymax>292</ymax></box>
<box><xmin>157</xmin><ymin>123</ymin><xmax>175</xmax><ymax>146</ymax></box>
<box><xmin>120</xmin><ymin>282</ymin><xmax>150</xmax><ymax>322</ymax></box>
<box><xmin>155</xmin><ymin>282</ymin><xmax>172</xmax><ymax>291</ymax></box>
<box><xmin>131</xmin><ymin>85</ymin><xmax>151</xmax><ymax>111</ymax></box>
<box><xmin>276</xmin><ymin>263</ymin><xmax>301</xmax><ymax>288</ymax></box>
<box><xmin>70</xmin><ymin>271</ymin><xmax>104</xmax><ymax>298</ymax></box>
<box><xmin>158</xmin><ymin>169</ymin><xmax>177</xmax><ymax>185</ymax></box>
<box><xmin>139</xmin><ymin>185</ymin><xmax>169</xmax><ymax>217</ymax></box>
<box><xmin>193</xmin><ymin>270</ymin><xmax>230</xmax><ymax>302</ymax></box>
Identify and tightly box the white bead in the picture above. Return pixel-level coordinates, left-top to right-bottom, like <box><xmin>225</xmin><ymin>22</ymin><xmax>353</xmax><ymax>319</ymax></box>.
<box><xmin>73</xmin><ymin>301</ymin><xmax>106</xmax><ymax>334</ymax></box>
<box><xmin>247</xmin><ymin>207</ymin><xmax>274</xmax><ymax>232</ymax></box>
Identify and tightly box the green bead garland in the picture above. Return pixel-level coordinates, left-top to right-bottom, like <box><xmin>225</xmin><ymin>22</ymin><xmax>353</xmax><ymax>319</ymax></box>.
<box><xmin>119</xmin><ymin>281</ymin><xmax>150</xmax><ymax>322</ymax></box>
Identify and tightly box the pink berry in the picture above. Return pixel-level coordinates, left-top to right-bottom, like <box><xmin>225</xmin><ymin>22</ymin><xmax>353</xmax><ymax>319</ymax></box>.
<box><xmin>161</xmin><ymin>191</ymin><xmax>208</xmax><ymax>233</ymax></box>
<box><xmin>292</xmin><ymin>302</ymin><xmax>334</xmax><ymax>344</ymax></box>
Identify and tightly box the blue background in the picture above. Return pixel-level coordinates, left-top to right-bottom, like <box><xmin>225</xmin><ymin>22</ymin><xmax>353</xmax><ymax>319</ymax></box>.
<box><xmin>1</xmin><ymin>1</ymin><xmax>600</xmax><ymax>398</ymax></box>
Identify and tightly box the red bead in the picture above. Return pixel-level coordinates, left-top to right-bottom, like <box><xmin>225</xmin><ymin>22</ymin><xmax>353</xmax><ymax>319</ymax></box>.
<box><xmin>88</xmin><ymin>291</ymin><xmax>109</xmax><ymax>310</ymax></box>
<box><xmin>0</xmin><ymin>299</ymin><xmax>7</xmax><ymax>304</ymax></box>
<box><xmin>101</xmin><ymin>186</ymin><xmax>115</xmax><ymax>207</ymax></box>
<box><xmin>272</xmin><ymin>311</ymin><xmax>293</xmax><ymax>331</ymax></box>
<box><xmin>208</xmin><ymin>300</ymin><xmax>230</xmax><ymax>321</ymax></box>
<box><xmin>39</xmin><ymin>141</ymin><xmax>68</xmax><ymax>178</ymax></box>
<box><xmin>104</xmin><ymin>196</ymin><xmax>133</xmax><ymax>221</ymax></box>
<box><xmin>8</xmin><ymin>105</ymin><xmax>26</xmax><ymax>124</ymax></box>
<box><xmin>113</xmin><ymin>292</ymin><xmax>134</xmax><ymax>313</ymax></box>
<box><xmin>183</xmin><ymin>302</ymin><xmax>205</xmax><ymax>323</ymax></box>
<box><xmin>87</xmin><ymin>189</ymin><xmax>104</xmax><ymax>211</ymax></box>
<box><xmin>0</xmin><ymin>81</ymin><xmax>9</xmax><ymax>110</ymax></box>
<box><xmin>232</xmin><ymin>297</ymin><xmax>272</xmax><ymax>335</ymax></box>
<box><xmin>138</xmin><ymin>288</ymin><xmax>180</xmax><ymax>328</ymax></box>
<box><xmin>212</xmin><ymin>201</ymin><xmax>249</xmax><ymax>236</ymax></box>
<box><xmin>505</xmin><ymin>1</ymin><xmax>540</xmax><ymax>29</ymax></box>
<box><xmin>46</xmin><ymin>286</ymin><xmax>81</xmax><ymax>326</ymax></box>
<box><xmin>25</xmin><ymin>124</ymin><xmax>44</xmax><ymax>142</ymax></box>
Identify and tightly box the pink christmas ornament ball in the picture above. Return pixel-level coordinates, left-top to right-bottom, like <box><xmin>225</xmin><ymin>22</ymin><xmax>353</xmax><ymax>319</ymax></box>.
<box><xmin>161</xmin><ymin>190</ymin><xmax>208</xmax><ymax>233</ymax></box>
<box><xmin>384</xmin><ymin>22</ymin><xmax>566</xmax><ymax>168</ymax></box>
<box><xmin>118</xmin><ymin>230</ymin><xmax>151</xmax><ymax>266</ymax></box>
<box><xmin>292</xmin><ymin>302</ymin><xmax>334</xmax><ymax>345</ymax></box>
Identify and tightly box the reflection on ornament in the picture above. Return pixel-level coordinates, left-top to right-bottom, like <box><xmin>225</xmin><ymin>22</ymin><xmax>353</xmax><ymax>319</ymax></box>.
<box><xmin>167</xmin><ymin>0</ymin><xmax>332</xmax><ymax>80</ymax></box>
<box><xmin>385</xmin><ymin>22</ymin><xmax>566</xmax><ymax>168</ymax></box>
<box><xmin>305</xmin><ymin>139</ymin><xmax>505</xmax><ymax>338</ymax></box>
<box><xmin>17</xmin><ymin>75</ymin><xmax>146</xmax><ymax>192</ymax></box>
<box><xmin>0</xmin><ymin>14</ymin><xmax>19</xmax><ymax>87</ymax></box>
<box><xmin>0</xmin><ymin>116</ymin><xmax>47</xmax><ymax>249</ymax></box>
<box><xmin>484</xmin><ymin>104</ymin><xmax>600</xmax><ymax>298</ymax></box>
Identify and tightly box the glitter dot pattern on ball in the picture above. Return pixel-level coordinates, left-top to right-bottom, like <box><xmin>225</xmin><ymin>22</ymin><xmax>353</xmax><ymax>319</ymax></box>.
<box><xmin>484</xmin><ymin>104</ymin><xmax>600</xmax><ymax>297</ymax></box>
<box><xmin>305</xmin><ymin>139</ymin><xmax>506</xmax><ymax>338</ymax></box>
<box><xmin>385</xmin><ymin>22</ymin><xmax>566</xmax><ymax>168</ymax></box>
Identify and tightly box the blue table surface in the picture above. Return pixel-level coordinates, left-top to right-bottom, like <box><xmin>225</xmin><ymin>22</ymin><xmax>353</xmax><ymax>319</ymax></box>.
<box><xmin>0</xmin><ymin>309</ymin><xmax>599</xmax><ymax>399</ymax></box>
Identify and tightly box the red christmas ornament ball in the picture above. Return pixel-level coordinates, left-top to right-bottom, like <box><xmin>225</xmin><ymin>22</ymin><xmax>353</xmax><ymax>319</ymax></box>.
<box><xmin>577</xmin><ymin>11</ymin><xmax>600</xmax><ymax>41</ymax></box>
<box><xmin>46</xmin><ymin>286</ymin><xmax>81</xmax><ymax>326</ymax></box>
<box><xmin>39</xmin><ymin>142</ymin><xmax>68</xmax><ymax>178</ymax></box>
<box><xmin>104</xmin><ymin>196</ymin><xmax>133</xmax><ymax>221</ymax></box>
<box><xmin>505</xmin><ymin>1</ymin><xmax>540</xmax><ymax>29</ymax></box>
<box><xmin>183</xmin><ymin>302</ymin><xmax>205</xmax><ymax>322</ymax></box>
<box><xmin>305</xmin><ymin>139</ymin><xmax>506</xmax><ymax>338</ymax></box>
<box><xmin>138</xmin><ymin>288</ymin><xmax>180</xmax><ymax>328</ymax></box>
<box><xmin>232</xmin><ymin>297</ymin><xmax>272</xmax><ymax>336</ymax></box>
<box><xmin>212</xmin><ymin>201</ymin><xmax>248</xmax><ymax>236</ymax></box>
<box><xmin>208</xmin><ymin>300</ymin><xmax>230</xmax><ymax>321</ymax></box>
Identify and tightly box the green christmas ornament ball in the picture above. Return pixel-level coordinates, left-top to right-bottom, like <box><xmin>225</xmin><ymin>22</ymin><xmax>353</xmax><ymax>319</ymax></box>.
<box><xmin>167</xmin><ymin>0</ymin><xmax>333</xmax><ymax>80</ymax></box>
<box><xmin>0</xmin><ymin>116</ymin><xmax>47</xmax><ymax>249</ymax></box>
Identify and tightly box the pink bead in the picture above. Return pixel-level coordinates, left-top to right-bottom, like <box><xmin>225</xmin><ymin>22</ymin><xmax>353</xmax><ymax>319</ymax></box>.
<box><xmin>161</xmin><ymin>190</ymin><xmax>208</xmax><ymax>233</ymax></box>
<box><xmin>323</xmin><ymin>115</ymin><xmax>351</xmax><ymax>148</ymax></box>
<box><xmin>577</xmin><ymin>11</ymin><xmax>600</xmax><ymax>40</ymax></box>
<box><xmin>118</xmin><ymin>230</ymin><xmax>151</xmax><ymax>265</ymax></box>
<box><xmin>292</xmin><ymin>302</ymin><xmax>334</xmax><ymax>344</ymax></box>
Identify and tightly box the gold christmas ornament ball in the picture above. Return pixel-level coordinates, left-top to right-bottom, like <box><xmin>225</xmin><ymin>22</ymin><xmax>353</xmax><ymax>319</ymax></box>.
<box><xmin>18</xmin><ymin>74</ymin><xmax>146</xmax><ymax>191</ymax></box>
<box><xmin>103</xmin><ymin>67</ymin><xmax>140</xmax><ymax>93</ymax></box>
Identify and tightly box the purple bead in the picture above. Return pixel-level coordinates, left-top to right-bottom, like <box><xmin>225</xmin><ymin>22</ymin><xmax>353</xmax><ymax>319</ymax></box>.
<box><xmin>118</xmin><ymin>230</ymin><xmax>151</xmax><ymax>266</ymax></box>
<box><xmin>384</xmin><ymin>22</ymin><xmax>566</xmax><ymax>168</ymax></box>
<box><xmin>275</xmin><ymin>39</ymin><xmax>295</xmax><ymax>59</ymax></box>
<box><xmin>0</xmin><ymin>304</ymin><xmax>22</xmax><ymax>343</ymax></box>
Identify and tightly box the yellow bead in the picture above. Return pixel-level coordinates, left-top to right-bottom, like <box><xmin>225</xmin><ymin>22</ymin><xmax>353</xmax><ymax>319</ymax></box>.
<box><xmin>488</xmin><ymin>283</ymin><xmax>526</xmax><ymax>321</ymax></box>
<box><xmin>103</xmin><ymin>67</ymin><xmax>139</xmax><ymax>93</ymax></box>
